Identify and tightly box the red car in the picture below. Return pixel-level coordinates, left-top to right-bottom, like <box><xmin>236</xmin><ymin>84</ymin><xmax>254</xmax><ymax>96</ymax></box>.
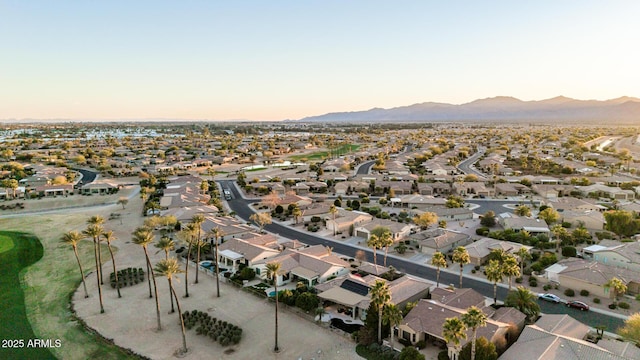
<box><xmin>567</xmin><ymin>300</ymin><xmax>589</xmax><ymax>311</ymax></box>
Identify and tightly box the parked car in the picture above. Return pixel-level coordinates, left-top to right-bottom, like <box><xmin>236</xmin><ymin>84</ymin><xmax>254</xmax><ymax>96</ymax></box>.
<box><xmin>538</xmin><ymin>293</ymin><xmax>561</xmax><ymax>303</ymax></box>
<box><xmin>567</xmin><ymin>300</ymin><xmax>589</xmax><ymax>311</ymax></box>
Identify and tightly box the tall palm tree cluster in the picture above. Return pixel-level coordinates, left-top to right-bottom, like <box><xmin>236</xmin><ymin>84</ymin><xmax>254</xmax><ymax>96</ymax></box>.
<box><xmin>443</xmin><ymin>306</ymin><xmax>488</xmax><ymax>360</ymax></box>
<box><xmin>60</xmin><ymin>213</ymin><xmax>229</xmax><ymax>355</ymax></box>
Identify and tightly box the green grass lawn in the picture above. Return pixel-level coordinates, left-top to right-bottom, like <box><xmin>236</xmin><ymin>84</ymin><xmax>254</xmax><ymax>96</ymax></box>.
<box><xmin>0</xmin><ymin>223</ymin><xmax>136</xmax><ymax>360</ymax></box>
<box><xmin>288</xmin><ymin>144</ymin><xmax>361</xmax><ymax>161</ymax></box>
<box><xmin>0</xmin><ymin>231</ymin><xmax>55</xmax><ymax>360</ymax></box>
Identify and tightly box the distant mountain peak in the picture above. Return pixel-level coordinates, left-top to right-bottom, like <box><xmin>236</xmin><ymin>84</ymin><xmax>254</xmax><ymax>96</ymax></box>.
<box><xmin>298</xmin><ymin>95</ymin><xmax>640</xmax><ymax>124</ymax></box>
<box><xmin>465</xmin><ymin>96</ymin><xmax>523</xmax><ymax>106</ymax></box>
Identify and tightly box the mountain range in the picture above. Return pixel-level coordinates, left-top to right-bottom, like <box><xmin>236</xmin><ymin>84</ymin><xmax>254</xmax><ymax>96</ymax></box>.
<box><xmin>298</xmin><ymin>96</ymin><xmax>640</xmax><ymax>124</ymax></box>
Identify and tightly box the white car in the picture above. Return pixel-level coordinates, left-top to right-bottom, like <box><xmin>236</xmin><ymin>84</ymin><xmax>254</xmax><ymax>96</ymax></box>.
<box><xmin>538</xmin><ymin>293</ymin><xmax>561</xmax><ymax>303</ymax></box>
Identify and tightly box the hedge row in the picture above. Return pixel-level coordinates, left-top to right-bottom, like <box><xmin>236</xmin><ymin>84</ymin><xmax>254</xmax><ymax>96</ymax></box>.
<box><xmin>183</xmin><ymin>310</ymin><xmax>242</xmax><ymax>346</ymax></box>
<box><xmin>110</xmin><ymin>267</ymin><xmax>145</xmax><ymax>288</ymax></box>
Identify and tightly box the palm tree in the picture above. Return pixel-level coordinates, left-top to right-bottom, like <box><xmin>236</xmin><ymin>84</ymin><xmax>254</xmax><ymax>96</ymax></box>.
<box><xmin>551</xmin><ymin>224</ymin><xmax>567</xmax><ymax>253</ymax></box>
<box><xmin>87</xmin><ymin>215</ymin><xmax>106</xmax><ymax>285</ymax></box>
<box><xmin>514</xmin><ymin>205</ymin><xmax>531</xmax><ymax>217</ymax></box>
<box><xmin>266</xmin><ymin>261</ymin><xmax>282</xmax><ymax>352</ymax></box>
<box><xmin>61</xmin><ymin>231</ymin><xmax>89</xmax><ymax>299</ymax></box>
<box><xmin>155</xmin><ymin>258</ymin><xmax>186</xmax><ymax>354</ymax></box>
<box><xmin>190</xmin><ymin>214</ymin><xmax>205</xmax><ymax>284</ymax></box>
<box><xmin>452</xmin><ymin>246</ymin><xmax>470</xmax><ymax>289</ymax></box>
<box><xmin>155</xmin><ymin>236</ymin><xmax>176</xmax><ymax>260</ymax></box>
<box><xmin>515</xmin><ymin>247</ymin><xmax>531</xmax><ymax>275</ymax></box>
<box><xmin>209</xmin><ymin>227</ymin><xmax>224</xmax><ymax>298</ymax></box>
<box><xmin>505</xmin><ymin>286</ymin><xmax>540</xmax><ymax>322</ymax></box>
<box><xmin>370</xmin><ymin>280</ymin><xmax>391</xmax><ymax>344</ymax></box>
<box><xmin>132</xmin><ymin>227</ymin><xmax>162</xmax><ymax>331</ymax></box>
<box><xmin>431</xmin><ymin>251</ymin><xmax>448</xmax><ymax>288</ymax></box>
<box><xmin>291</xmin><ymin>207</ymin><xmax>302</xmax><ymax>225</ymax></box>
<box><xmin>328</xmin><ymin>205</ymin><xmax>338</xmax><ymax>236</ymax></box>
<box><xmin>179</xmin><ymin>223</ymin><xmax>198</xmax><ymax>298</ymax></box>
<box><xmin>102</xmin><ymin>230</ymin><xmax>122</xmax><ymax>298</ymax></box>
<box><xmin>367</xmin><ymin>234</ymin><xmax>380</xmax><ymax>268</ymax></box>
<box><xmin>502</xmin><ymin>255</ymin><xmax>520</xmax><ymax>291</ymax></box>
<box><xmin>379</xmin><ymin>230</ymin><xmax>394</xmax><ymax>267</ymax></box>
<box><xmin>155</xmin><ymin>236</ymin><xmax>176</xmax><ymax>313</ymax></box>
<box><xmin>461</xmin><ymin>306</ymin><xmax>487</xmax><ymax>360</ymax></box>
<box><xmin>604</xmin><ymin>277</ymin><xmax>628</xmax><ymax>306</ymax></box>
<box><xmin>382</xmin><ymin>303</ymin><xmax>403</xmax><ymax>348</ymax></box>
<box><xmin>443</xmin><ymin>317</ymin><xmax>467</xmax><ymax>360</ymax></box>
<box><xmin>485</xmin><ymin>260</ymin><xmax>503</xmax><ymax>304</ymax></box>
<box><xmin>83</xmin><ymin>224</ymin><xmax>105</xmax><ymax>313</ymax></box>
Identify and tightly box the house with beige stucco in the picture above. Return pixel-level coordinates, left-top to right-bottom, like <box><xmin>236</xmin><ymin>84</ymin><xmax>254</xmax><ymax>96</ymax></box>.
<box><xmin>544</xmin><ymin>258</ymin><xmax>640</xmax><ymax>297</ymax></box>
<box><xmin>252</xmin><ymin>245</ymin><xmax>350</xmax><ymax>287</ymax></box>
<box><xmin>398</xmin><ymin>289</ymin><xmax>524</xmax><ymax>360</ymax></box>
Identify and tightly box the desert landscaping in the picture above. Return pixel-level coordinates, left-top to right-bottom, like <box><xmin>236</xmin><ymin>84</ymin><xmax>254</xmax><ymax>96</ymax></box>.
<box><xmin>0</xmin><ymin>185</ymin><xmax>358</xmax><ymax>360</ymax></box>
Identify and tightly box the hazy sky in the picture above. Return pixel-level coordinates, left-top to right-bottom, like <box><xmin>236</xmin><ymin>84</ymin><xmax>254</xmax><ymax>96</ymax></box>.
<box><xmin>1</xmin><ymin>1</ymin><xmax>639</xmax><ymax>121</ymax></box>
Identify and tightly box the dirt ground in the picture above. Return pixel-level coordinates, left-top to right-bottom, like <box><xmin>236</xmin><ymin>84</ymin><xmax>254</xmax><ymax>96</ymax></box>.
<box><xmin>1</xmin><ymin>180</ymin><xmax>359</xmax><ymax>359</ymax></box>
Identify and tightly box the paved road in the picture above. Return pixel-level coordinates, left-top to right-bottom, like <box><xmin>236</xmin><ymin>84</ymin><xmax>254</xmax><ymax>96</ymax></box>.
<box><xmin>457</xmin><ymin>147</ymin><xmax>486</xmax><ymax>177</ymax></box>
<box><xmin>218</xmin><ymin>179</ymin><xmax>625</xmax><ymax>332</ymax></box>
<box><xmin>355</xmin><ymin>160</ymin><xmax>376</xmax><ymax>175</ymax></box>
<box><xmin>74</xmin><ymin>168</ymin><xmax>98</xmax><ymax>184</ymax></box>
<box><xmin>466</xmin><ymin>199</ymin><xmax>541</xmax><ymax>216</ymax></box>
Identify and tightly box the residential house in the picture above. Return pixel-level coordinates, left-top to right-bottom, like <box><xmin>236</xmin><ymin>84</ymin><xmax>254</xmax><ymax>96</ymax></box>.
<box><xmin>544</xmin><ymin>258</ymin><xmax>640</xmax><ymax>297</ymax></box>
<box><xmin>334</xmin><ymin>181</ymin><xmax>370</xmax><ymax>196</ymax></box>
<box><xmin>495</xmin><ymin>183</ymin><xmax>531</xmax><ymax>197</ymax></box>
<box><xmin>398</xmin><ymin>298</ymin><xmax>516</xmax><ymax>359</ymax></box>
<box><xmin>531</xmin><ymin>184</ymin><xmax>576</xmax><ymax>198</ymax></box>
<box><xmin>398</xmin><ymin>195</ymin><xmax>447</xmax><ymax>209</ymax></box>
<box><xmin>410</xmin><ymin>228</ymin><xmax>471</xmax><ymax>255</ymax></box>
<box><xmin>325</xmin><ymin>210</ymin><xmax>373</xmax><ymax>235</ymax></box>
<box><xmin>464</xmin><ymin>237</ymin><xmax>532</xmax><ymax>266</ymax></box>
<box><xmin>354</xmin><ymin>218</ymin><xmax>414</xmax><ymax>242</ymax></box>
<box><xmin>588</xmin><ymin>241</ymin><xmax>640</xmax><ymax>273</ymax></box>
<box><xmin>453</xmin><ymin>182</ymin><xmax>493</xmax><ymax>197</ymax></box>
<box><xmin>500</xmin><ymin>214</ymin><xmax>550</xmax><ymax>236</ymax></box>
<box><xmin>161</xmin><ymin>205</ymin><xmax>219</xmax><ymax>222</ymax></box>
<box><xmin>500</xmin><ymin>314</ymin><xmax>639</xmax><ymax>360</ymax></box>
<box><xmin>253</xmin><ymin>245</ymin><xmax>350</xmax><ymax>287</ymax></box>
<box><xmin>80</xmin><ymin>181</ymin><xmax>118</xmax><ymax>195</ymax></box>
<box><xmin>578</xmin><ymin>184</ymin><xmax>635</xmax><ymax>200</ymax></box>
<box><xmin>418</xmin><ymin>207</ymin><xmax>474</xmax><ymax>222</ymax></box>
<box><xmin>215</xmin><ymin>234</ymin><xmax>280</xmax><ymax>272</ymax></box>
<box><xmin>315</xmin><ymin>273</ymin><xmax>432</xmax><ymax>322</ymax></box>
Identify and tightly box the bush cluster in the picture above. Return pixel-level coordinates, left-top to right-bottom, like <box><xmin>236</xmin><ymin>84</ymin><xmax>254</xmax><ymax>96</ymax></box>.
<box><xmin>110</xmin><ymin>267</ymin><xmax>144</xmax><ymax>288</ymax></box>
<box><xmin>593</xmin><ymin>297</ymin><xmax>601</xmax><ymax>304</ymax></box>
<box><xmin>564</xmin><ymin>289</ymin><xmax>575</xmax><ymax>297</ymax></box>
<box><xmin>183</xmin><ymin>310</ymin><xmax>242</xmax><ymax>346</ymax></box>
<box><xmin>618</xmin><ymin>302</ymin><xmax>630</xmax><ymax>309</ymax></box>
<box><xmin>580</xmin><ymin>289</ymin><xmax>589</xmax><ymax>296</ymax></box>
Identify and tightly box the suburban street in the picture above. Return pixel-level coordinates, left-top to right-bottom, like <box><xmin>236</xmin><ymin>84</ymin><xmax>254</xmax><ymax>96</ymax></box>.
<box><xmin>218</xmin><ymin>179</ymin><xmax>625</xmax><ymax>332</ymax></box>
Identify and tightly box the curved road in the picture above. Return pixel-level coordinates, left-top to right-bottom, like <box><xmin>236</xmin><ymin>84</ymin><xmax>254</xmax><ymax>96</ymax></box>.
<box><xmin>457</xmin><ymin>147</ymin><xmax>486</xmax><ymax>177</ymax></box>
<box><xmin>218</xmin><ymin>179</ymin><xmax>625</xmax><ymax>332</ymax></box>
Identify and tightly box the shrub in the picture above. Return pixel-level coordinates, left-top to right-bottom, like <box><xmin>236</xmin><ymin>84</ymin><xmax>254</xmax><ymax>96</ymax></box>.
<box><xmin>543</xmin><ymin>285</ymin><xmax>551</xmax><ymax>291</ymax></box>
<box><xmin>636</xmin><ymin>294</ymin><xmax>640</xmax><ymax>301</ymax></box>
<box><xmin>474</xmin><ymin>265</ymin><xmax>481</xmax><ymax>271</ymax></box>
<box><xmin>476</xmin><ymin>227</ymin><xmax>490</xmax><ymax>236</ymax></box>
<box><xmin>515</xmin><ymin>277</ymin><xmax>523</xmax><ymax>284</ymax></box>
<box><xmin>529</xmin><ymin>279</ymin><xmax>538</xmax><ymax>287</ymax></box>
<box><xmin>295</xmin><ymin>292</ymin><xmax>319</xmax><ymax>312</ymax></box>
<box><xmin>438</xmin><ymin>350</ymin><xmax>450</xmax><ymax>360</ymax></box>
<box><xmin>416</xmin><ymin>340</ymin><xmax>427</xmax><ymax>349</ymax></box>
<box><xmin>562</xmin><ymin>246</ymin><xmax>577</xmax><ymax>258</ymax></box>
<box><xmin>580</xmin><ymin>290</ymin><xmax>589</xmax><ymax>297</ymax></box>
<box><xmin>593</xmin><ymin>297</ymin><xmax>601</xmax><ymax>304</ymax></box>
<box><xmin>618</xmin><ymin>302</ymin><xmax>630</xmax><ymax>309</ymax></box>
<box><xmin>564</xmin><ymin>289</ymin><xmax>575</xmax><ymax>297</ymax></box>
<box><xmin>609</xmin><ymin>303</ymin><xmax>617</xmax><ymax>309</ymax></box>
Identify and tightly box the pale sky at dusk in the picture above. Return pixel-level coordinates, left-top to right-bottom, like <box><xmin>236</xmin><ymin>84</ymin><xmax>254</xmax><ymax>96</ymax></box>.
<box><xmin>1</xmin><ymin>1</ymin><xmax>639</xmax><ymax>121</ymax></box>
